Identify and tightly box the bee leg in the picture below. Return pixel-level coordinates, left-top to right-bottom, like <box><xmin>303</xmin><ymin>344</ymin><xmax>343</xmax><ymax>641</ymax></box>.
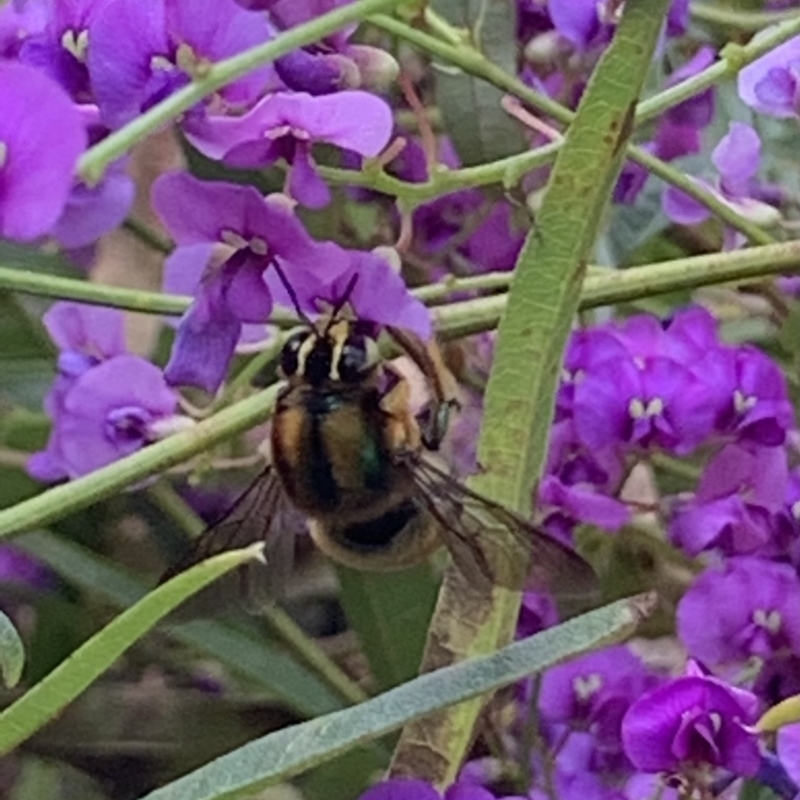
<box><xmin>418</xmin><ymin>397</ymin><xmax>461</xmax><ymax>451</ymax></box>
<box><xmin>379</xmin><ymin>364</ymin><xmax>422</xmax><ymax>459</ymax></box>
<box><xmin>386</xmin><ymin>326</ymin><xmax>460</xmax><ymax>450</ymax></box>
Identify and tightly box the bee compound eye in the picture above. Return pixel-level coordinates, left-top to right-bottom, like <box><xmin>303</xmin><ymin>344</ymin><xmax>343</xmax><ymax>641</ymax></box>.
<box><xmin>338</xmin><ymin>334</ymin><xmax>379</xmax><ymax>382</ymax></box>
<box><xmin>280</xmin><ymin>332</ymin><xmax>306</xmax><ymax>376</ymax></box>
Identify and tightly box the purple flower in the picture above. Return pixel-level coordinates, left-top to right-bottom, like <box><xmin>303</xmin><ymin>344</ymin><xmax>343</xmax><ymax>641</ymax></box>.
<box><xmin>540</xmin><ymin>421</ymin><xmax>630</xmax><ymax>533</ymax></box>
<box><xmin>664</xmin><ymin>47</ymin><xmax>716</xmax><ymax>128</ymax></box>
<box><xmin>0</xmin><ymin>1</ymin><xmax>46</xmax><ymax>59</ymax></box>
<box><xmin>547</xmin><ymin>0</ymin><xmax>608</xmax><ymax>52</ymax></box>
<box><xmin>669</xmin><ymin>444</ymin><xmax>788</xmax><ymax>558</ymax></box>
<box><xmin>0</xmin><ymin>60</ymin><xmax>87</xmax><ymax>241</ymax></box>
<box><xmin>698</xmin><ymin>344</ymin><xmax>794</xmax><ymax>446</ymax></box>
<box><xmin>677</xmin><ymin>557</ymin><xmax>800</xmax><ymax>669</ymax></box>
<box><xmin>517</xmin><ymin>590</ymin><xmax>559</xmax><ymax>639</ymax></box>
<box><xmin>738</xmin><ymin>36</ymin><xmax>800</xmax><ymax>118</ymax></box>
<box><xmin>621</xmin><ymin>666</ymin><xmax>761</xmax><ymax>778</ymax></box>
<box><xmin>777</xmin><ymin>723</ymin><xmax>800</xmax><ymax>787</ymax></box>
<box><xmin>184</xmin><ymin>91</ymin><xmax>393</xmax><ymax>208</ymax></box>
<box><xmin>88</xmin><ymin>0</ymin><xmax>277</xmax><ymax>128</ymax></box>
<box><xmin>152</xmin><ymin>172</ymin><xmax>349</xmax><ymax>392</ymax></box>
<box><xmin>51</xmin><ymin>154</ymin><xmax>135</xmax><ymax>250</ymax></box>
<box><xmin>0</xmin><ymin>545</ymin><xmax>54</xmax><ymax>590</ymax></box>
<box><xmin>18</xmin><ymin>0</ymin><xmax>112</xmax><ymax>102</ymax></box>
<box><xmin>357</xmin><ymin>779</ymin><xmax>440</xmax><ymax>800</ymax></box>
<box><xmin>662</xmin><ymin>123</ymin><xmax>780</xmax><ymax>246</ymax></box>
<box><xmin>28</xmin><ymin>302</ymin><xmax>179</xmax><ymax>481</ymax></box>
<box><xmin>539</xmin><ymin>646</ymin><xmax>661</xmax><ymax>763</ymax></box>
<box><xmin>571</xmin><ymin>352</ymin><xmax>716</xmax><ymax>455</ymax></box>
<box><xmin>311</xmin><ymin>247</ymin><xmax>431</xmax><ymax>340</ymax></box>
<box><xmin>356</xmin><ymin>781</ymin><xmax>505</xmax><ymax>800</ymax></box>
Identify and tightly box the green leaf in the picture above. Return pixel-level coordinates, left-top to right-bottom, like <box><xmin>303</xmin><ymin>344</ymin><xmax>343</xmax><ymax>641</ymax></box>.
<box><xmin>135</xmin><ymin>595</ymin><xmax>653</xmax><ymax>800</ymax></box>
<box><xmin>337</xmin><ymin>564</ymin><xmax>438</xmax><ymax>690</ymax></box>
<box><xmin>391</xmin><ymin>0</ymin><xmax>672</xmax><ymax>786</ymax></box>
<box><xmin>0</xmin><ymin>384</ymin><xmax>280</xmax><ymax>539</ymax></box>
<box><xmin>15</xmin><ymin>531</ymin><xmax>351</xmax><ymax>718</ymax></box>
<box><xmin>0</xmin><ymin>543</ymin><xmax>265</xmax><ymax>755</ymax></box>
<box><xmin>431</xmin><ymin>0</ymin><xmax>525</xmax><ymax>166</ymax></box>
<box><xmin>0</xmin><ymin>609</ymin><xmax>24</xmax><ymax>688</ymax></box>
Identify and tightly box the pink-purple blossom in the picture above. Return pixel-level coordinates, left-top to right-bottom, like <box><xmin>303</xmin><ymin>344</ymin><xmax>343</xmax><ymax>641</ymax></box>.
<box><xmin>28</xmin><ymin>302</ymin><xmax>179</xmax><ymax>480</ymax></box>
<box><xmin>88</xmin><ymin>0</ymin><xmax>277</xmax><ymax>128</ymax></box>
<box><xmin>738</xmin><ymin>35</ymin><xmax>800</xmax><ymax>119</ymax></box>
<box><xmin>677</xmin><ymin>556</ymin><xmax>800</xmax><ymax>669</ymax></box>
<box><xmin>184</xmin><ymin>90</ymin><xmax>394</xmax><ymax>208</ymax></box>
<box><xmin>621</xmin><ymin>665</ymin><xmax>761</xmax><ymax>778</ymax></box>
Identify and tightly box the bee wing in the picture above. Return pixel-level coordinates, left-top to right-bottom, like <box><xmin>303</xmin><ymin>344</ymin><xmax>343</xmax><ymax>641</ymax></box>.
<box><xmin>409</xmin><ymin>458</ymin><xmax>598</xmax><ymax>600</ymax></box>
<box><xmin>160</xmin><ymin>467</ymin><xmax>301</xmax><ymax>614</ymax></box>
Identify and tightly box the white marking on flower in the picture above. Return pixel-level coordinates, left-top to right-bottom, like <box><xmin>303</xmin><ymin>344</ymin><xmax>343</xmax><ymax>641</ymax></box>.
<box><xmin>61</xmin><ymin>28</ymin><xmax>89</xmax><ymax>61</ymax></box>
<box><xmin>629</xmin><ymin>397</ymin><xmax>664</xmax><ymax>419</ymax></box>
<box><xmin>573</xmin><ymin>673</ymin><xmax>602</xmax><ymax>701</ymax></box>
<box><xmin>734</xmin><ymin>389</ymin><xmax>757</xmax><ymax>414</ymax></box>
<box><xmin>0</xmin><ymin>141</ymin><xmax>7</xmax><ymax>169</ymax></box>
<box><xmin>753</xmin><ymin>608</ymin><xmax>782</xmax><ymax>634</ymax></box>
<box><xmin>150</xmin><ymin>54</ymin><xmax>175</xmax><ymax>72</ymax></box>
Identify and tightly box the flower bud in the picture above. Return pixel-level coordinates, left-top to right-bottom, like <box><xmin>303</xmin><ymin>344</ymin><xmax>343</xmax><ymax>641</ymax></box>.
<box><xmin>344</xmin><ymin>44</ymin><xmax>400</xmax><ymax>90</ymax></box>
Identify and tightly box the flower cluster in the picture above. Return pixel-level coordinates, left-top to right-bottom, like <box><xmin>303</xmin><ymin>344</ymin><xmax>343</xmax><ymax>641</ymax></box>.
<box><xmin>28</xmin><ymin>302</ymin><xmax>184</xmax><ymax>480</ymax></box>
<box><xmin>3</xmin><ymin>3</ymin><xmax>800</xmax><ymax>800</ymax></box>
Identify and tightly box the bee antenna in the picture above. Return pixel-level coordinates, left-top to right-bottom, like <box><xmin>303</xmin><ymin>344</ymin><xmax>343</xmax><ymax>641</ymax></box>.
<box><xmin>272</xmin><ymin>262</ymin><xmax>313</xmax><ymax>326</ymax></box>
<box><xmin>325</xmin><ymin>273</ymin><xmax>359</xmax><ymax>333</ymax></box>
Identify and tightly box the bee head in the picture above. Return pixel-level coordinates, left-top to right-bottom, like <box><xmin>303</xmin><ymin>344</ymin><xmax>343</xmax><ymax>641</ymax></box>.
<box><xmin>280</xmin><ymin>320</ymin><xmax>380</xmax><ymax>387</ymax></box>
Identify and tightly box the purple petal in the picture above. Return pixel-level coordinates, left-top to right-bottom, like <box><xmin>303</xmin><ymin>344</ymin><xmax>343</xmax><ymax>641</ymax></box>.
<box><xmin>58</xmin><ymin>355</ymin><xmax>176</xmax><ymax>476</ymax></box>
<box><xmin>88</xmin><ymin>0</ymin><xmax>173</xmax><ymax>129</ymax></box>
<box><xmin>0</xmin><ymin>61</ymin><xmax>87</xmax><ymax>241</ymax></box>
<box><xmin>445</xmin><ymin>785</ymin><xmax>497</xmax><ymax>800</ymax></box>
<box><xmin>163</xmin><ymin>243</ymin><xmax>216</xmax><ymax>298</ymax></box>
<box><xmin>662</xmin><ymin>181</ymin><xmax>713</xmax><ymax>226</ymax></box>
<box><xmin>622</xmin><ymin>675</ymin><xmax>760</xmax><ymax>776</ymax></box>
<box><xmin>321</xmin><ymin>250</ymin><xmax>432</xmax><ymax>339</ymax></box>
<box><xmin>777</xmin><ymin>723</ymin><xmax>800</xmax><ymax>786</ymax></box>
<box><xmin>713</xmin><ymin>123</ymin><xmax>761</xmax><ymax>197</ymax></box>
<box><xmin>539</xmin><ymin>475</ymin><xmax>630</xmax><ymax>531</ymax></box>
<box><xmin>281</xmin><ymin>90</ymin><xmax>394</xmax><ymax>155</ymax></box>
<box><xmin>275</xmin><ymin>48</ymin><xmax>345</xmax><ymax>95</ymax></box>
<box><xmin>43</xmin><ymin>301</ymin><xmax>127</xmax><ymax>359</ymax></box>
<box><xmin>51</xmin><ymin>160</ymin><xmax>135</xmax><ymax>248</ymax></box>
<box><xmin>677</xmin><ymin>557</ymin><xmax>800</xmax><ymax>666</ymax></box>
<box><xmin>548</xmin><ymin>0</ymin><xmax>600</xmax><ymax>50</ymax></box>
<box><xmin>164</xmin><ymin>0</ymin><xmax>277</xmax><ymax>107</ymax></box>
<box><xmin>653</xmin><ymin>119</ymin><xmax>701</xmax><ymax>162</ymax></box>
<box><xmin>287</xmin><ymin>143</ymin><xmax>331</xmax><ymax>208</ymax></box>
<box><xmin>738</xmin><ymin>36</ymin><xmax>800</xmax><ymax>118</ymax></box>
<box><xmin>665</xmin><ymin>46</ymin><xmax>716</xmax><ymax>128</ymax></box>
<box><xmin>165</xmin><ymin>300</ymin><xmax>241</xmax><ymax>392</ymax></box>
<box><xmin>223</xmin><ymin>256</ymin><xmax>273</xmax><ymax>323</ymax></box>
<box><xmin>152</xmin><ymin>171</ymin><xmax>272</xmax><ymax>244</ymax></box>
<box><xmin>358</xmin><ymin>778</ymin><xmax>441</xmax><ymax>800</ymax></box>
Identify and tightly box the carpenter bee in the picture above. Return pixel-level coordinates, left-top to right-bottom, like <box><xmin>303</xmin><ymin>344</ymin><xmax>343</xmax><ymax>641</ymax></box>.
<box><xmin>165</xmin><ymin>295</ymin><xmax>594</xmax><ymax>599</ymax></box>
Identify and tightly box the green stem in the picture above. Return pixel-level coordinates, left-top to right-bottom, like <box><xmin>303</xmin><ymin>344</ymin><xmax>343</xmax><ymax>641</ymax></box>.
<box><xmin>0</xmin><ymin>385</ymin><xmax>280</xmax><ymax>539</ymax></box>
<box><xmin>626</xmin><ymin>146</ymin><xmax>775</xmax><ymax>246</ymax></box>
<box><xmin>317</xmin><ymin>140</ymin><xmax>561</xmax><ymax>205</ymax></box>
<box><xmin>690</xmin><ymin>2</ymin><xmax>800</xmax><ymax>30</ymax></box>
<box><xmin>0</xmin><ymin>265</ymin><xmax>189</xmax><ymax>315</ymax></box>
<box><xmin>263</xmin><ymin>606</ymin><xmax>370</xmax><ymax>706</ymax></box>
<box><xmin>3</xmin><ymin>241</ymin><xmax>799</xmax><ymax>340</ymax></box>
<box><xmin>148</xmin><ymin>481</ymin><xmax>369</xmax><ymax>706</ymax></box>
<box><xmin>77</xmin><ymin>0</ymin><xmax>409</xmax><ymax>184</ymax></box>
<box><xmin>637</xmin><ymin>14</ymin><xmax>800</xmax><ymax>123</ymax></box>
<box><xmin>122</xmin><ymin>217</ymin><xmax>173</xmax><ymax>255</ymax></box>
<box><xmin>368</xmin><ymin>13</ymin><xmax>787</xmax><ymax>244</ymax></box>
